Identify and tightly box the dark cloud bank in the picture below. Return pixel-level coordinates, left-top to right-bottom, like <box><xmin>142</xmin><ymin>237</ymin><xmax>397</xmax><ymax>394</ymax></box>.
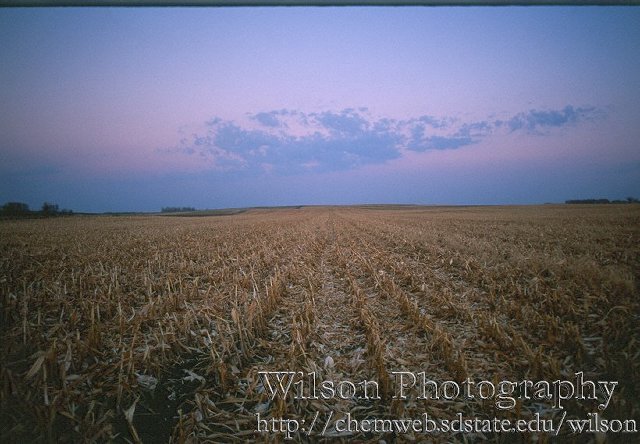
<box><xmin>167</xmin><ymin>105</ymin><xmax>604</xmax><ymax>175</ymax></box>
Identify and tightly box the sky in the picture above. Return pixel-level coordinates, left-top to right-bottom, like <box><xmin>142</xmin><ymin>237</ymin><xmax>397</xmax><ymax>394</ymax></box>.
<box><xmin>1</xmin><ymin>6</ymin><xmax>639</xmax><ymax>212</ymax></box>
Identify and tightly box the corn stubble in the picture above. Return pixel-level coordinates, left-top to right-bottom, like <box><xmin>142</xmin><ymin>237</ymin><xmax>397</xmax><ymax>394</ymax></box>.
<box><xmin>1</xmin><ymin>205</ymin><xmax>638</xmax><ymax>443</ymax></box>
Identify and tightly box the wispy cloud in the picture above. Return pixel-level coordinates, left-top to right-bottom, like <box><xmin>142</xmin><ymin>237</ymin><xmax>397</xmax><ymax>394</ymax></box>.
<box><xmin>162</xmin><ymin>105</ymin><xmax>605</xmax><ymax>175</ymax></box>
<box><xmin>251</xmin><ymin>110</ymin><xmax>287</xmax><ymax>128</ymax></box>
<box><xmin>403</xmin><ymin>118</ymin><xmax>490</xmax><ymax>152</ymax></box>
<box><xmin>312</xmin><ymin>108</ymin><xmax>369</xmax><ymax>136</ymax></box>
<box><xmin>505</xmin><ymin>105</ymin><xmax>604</xmax><ymax>133</ymax></box>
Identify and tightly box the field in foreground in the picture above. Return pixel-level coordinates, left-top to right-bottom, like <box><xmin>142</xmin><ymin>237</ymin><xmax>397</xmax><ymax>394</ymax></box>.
<box><xmin>1</xmin><ymin>205</ymin><xmax>639</xmax><ymax>443</ymax></box>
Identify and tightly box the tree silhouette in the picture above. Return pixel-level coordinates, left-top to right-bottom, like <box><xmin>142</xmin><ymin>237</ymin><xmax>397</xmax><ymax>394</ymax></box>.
<box><xmin>41</xmin><ymin>202</ymin><xmax>59</xmax><ymax>216</ymax></box>
<box><xmin>1</xmin><ymin>202</ymin><xmax>30</xmax><ymax>216</ymax></box>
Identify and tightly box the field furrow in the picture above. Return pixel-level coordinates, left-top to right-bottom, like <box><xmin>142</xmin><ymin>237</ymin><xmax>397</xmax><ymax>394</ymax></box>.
<box><xmin>332</xmin><ymin>224</ymin><xmax>490</xmax><ymax>439</ymax></box>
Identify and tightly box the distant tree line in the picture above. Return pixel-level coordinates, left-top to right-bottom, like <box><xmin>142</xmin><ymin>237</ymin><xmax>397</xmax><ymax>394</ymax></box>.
<box><xmin>1</xmin><ymin>201</ymin><xmax>73</xmax><ymax>218</ymax></box>
<box><xmin>565</xmin><ymin>197</ymin><xmax>639</xmax><ymax>204</ymax></box>
<box><xmin>161</xmin><ymin>206</ymin><xmax>197</xmax><ymax>213</ymax></box>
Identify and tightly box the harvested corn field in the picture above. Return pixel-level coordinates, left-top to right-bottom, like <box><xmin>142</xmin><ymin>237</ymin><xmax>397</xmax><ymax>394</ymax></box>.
<box><xmin>1</xmin><ymin>205</ymin><xmax>639</xmax><ymax>443</ymax></box>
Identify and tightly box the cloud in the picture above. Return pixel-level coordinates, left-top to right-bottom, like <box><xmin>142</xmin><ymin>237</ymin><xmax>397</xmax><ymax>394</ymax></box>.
<box><xmin>418</xmin><ymin>115</ymin><xmax>451</xmax><ymax>129</ymax></box>
<box><xmin>404</xmin><ymin>119</ymin><xmax>488</xmax><ymax>152</ymax></box>
<box><xmin>205</xmin><ymin>117</ymin><xmax>222</xmax><ymax>126</ymax></box>
<box><xmin>507</xmin><ymin>105</ymin><xmax>604</xmax><ymax>133</ymax></box>
<box><xmin>456</xmin><ymin>121</ymin><xmax>493</xmax><ymax>138</ymax></box>
<box><xmin>423</xmin><ymin>136</ymin><xmax>475</xmax><ymax>150</ymax></box>
<box><xmin>406</xmin><ymin>130</ymin><xmax>475</xmax><ymax>152</ymax></box>
<box><xmin>163</xmin><ymin>104</ymin><xmax>606</xmax><ymax>175</ymax></box>
<box><xmin>184</xmin><ymin>109</ymin><xmax>403</xmax><ymax>174</ymax></box>
<box><xmin>251</xmin><ymin>111</ymin><xmax>285</xmax><ymax>128</ymax></box>
<box><xmin>311</xmin><ymin>108</ymin><xmax>369</xmax><ymax>136</ymax></box>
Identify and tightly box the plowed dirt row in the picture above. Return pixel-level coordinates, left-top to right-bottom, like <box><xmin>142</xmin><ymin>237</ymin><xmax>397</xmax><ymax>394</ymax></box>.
<box><xmin>337</xmin><ymin>208</ymin><xmax>639</xmax><ymax>429</ymax></box>
<box><xmin>341</xmin><ymin>216</ymin><xmax>531</xmax><ymax>379</ymax></box>
<box><xmin>350</xmin><ymin>210</ymin><xmax>637</xmax><ymax>376</ymax></box>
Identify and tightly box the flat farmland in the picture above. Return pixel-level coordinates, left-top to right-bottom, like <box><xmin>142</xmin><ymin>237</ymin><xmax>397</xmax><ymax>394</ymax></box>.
<box><xmin>1</xmin><ymin>205</ymin><xmax>639</xmax><ymax>443</ymax></box>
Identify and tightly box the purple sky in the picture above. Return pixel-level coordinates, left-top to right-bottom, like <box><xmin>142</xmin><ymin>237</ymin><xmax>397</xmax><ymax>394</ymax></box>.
<box><xmin>1</xmin><ymin>7</ymin><xmax>639</xmax><ymax>212</ymax></box>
